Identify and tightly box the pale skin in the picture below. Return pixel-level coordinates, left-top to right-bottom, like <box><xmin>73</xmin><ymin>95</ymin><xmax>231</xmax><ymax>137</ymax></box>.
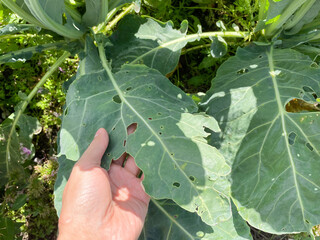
<box><xmin>58</xmin><ymin>127</ymin><xmax>150</xmax><ymax>240</ymax></box>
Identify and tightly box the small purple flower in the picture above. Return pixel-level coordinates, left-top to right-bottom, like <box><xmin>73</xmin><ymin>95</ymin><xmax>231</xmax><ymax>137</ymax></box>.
<box><xmin>58</xmin><ymin>67</ymin><xmax>66</xmax><ymax>73</ymax></box>
<box><xmin>21</xmin><ymin>146</ymin><xmax>32</xmax><ymax>156</ymax></box>
<box><xmin>37</xmin><ymin>87</ymin><xmax>44</xmax><ymax>94</ymax></box>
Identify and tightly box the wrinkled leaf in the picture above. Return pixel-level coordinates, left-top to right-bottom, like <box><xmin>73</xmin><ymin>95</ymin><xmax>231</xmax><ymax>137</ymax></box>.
<box><xmin>82</xmin><ymin>0</ymin><xmax>108</xmax><ymax>27</ymax></box>
<box><xmin>140</xmin><ymin>199</ymin><xmax>252</xmax><ymax>240</ymax></box>
<box><xmin>201</xmin><ymin>45</ymin><xmax>320</xmax><ymax>233</ymax></box>
<box><xmin>55</xmin><ymin>41</ymin><xmax>231</xmax><ymax>226</ymax></box>
<box><xmin>0</xmin><ymin>113</ymin><xmax>41</xmax><ymax>187</ymax></box>
<box><xmin>105</xmin><ymin>15</ymin><xmax>197</xmax><ymax>75</ymax></box>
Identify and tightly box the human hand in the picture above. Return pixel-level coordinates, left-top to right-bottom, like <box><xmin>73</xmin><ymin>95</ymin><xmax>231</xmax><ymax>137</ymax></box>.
<box><xmin>58</xmin><ymin>127</ymin><xmax>150</xmax><ymax>240</ymax></box>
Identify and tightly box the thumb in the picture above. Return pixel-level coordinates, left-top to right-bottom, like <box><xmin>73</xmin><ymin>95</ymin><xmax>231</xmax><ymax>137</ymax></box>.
<box><xmin>76</xmin><ymin>128</ymin><xmax>109</xmax><ymax>169</ymax></box>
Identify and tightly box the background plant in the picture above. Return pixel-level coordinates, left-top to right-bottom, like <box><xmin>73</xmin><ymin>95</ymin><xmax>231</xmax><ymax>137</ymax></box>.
<box><xmin>0</xmin><ymin>0</ymin><xmax>320</xmax><ymax>239</ymax></box>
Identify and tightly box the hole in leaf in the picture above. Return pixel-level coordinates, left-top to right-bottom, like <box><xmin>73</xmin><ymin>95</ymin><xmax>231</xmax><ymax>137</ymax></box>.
<box><xmin>65</xmin><ymin>107</ymin><xmax>68</xmax><ymax>116</ymax></box>
<box><xmin>237</xmin><ymin>68</ymin><xmax>249</xmax><ymax>74</ymax></box>
<box><xmin>148</xmin><ymin>86</ymin><xmax>152</xmax><ymax>90</ymax></box>
<box><xmin>107</xmin><ymin>153</ymin><xmax>111</xmax><ymax>156</ymax></box>
<box><xmin>127</xmin><ymin>123</ymin><xmax>137</xmax><ymax>135</ymax></box>
<box><xmin>311</xmin><ymin>62</ymin><xmax>318</xmax><ymax>68</ymax></box>
<box><xmin>258</xmin><ymin>55</ymin><xmax>263</xmax><ymax>59</ymax></box>
<box><xmin>189</xmin><ymin>176</ymin><xmax>195</xmax><ymax>181</ymax></box>
<box><xmin>160</xmin><ymin>126</ymin><xmax>164</xmax><ymax>129</ymax></box>
<box><xmin>15</xmin><ymin>126</ymin><xmax>20</xmax><ymax>134</ymax></box>
<box><xmin>123</xmin><ymin>140</ymin><xmax>126</xmax><ymax>147</ymax></box>
<box><xmin>148</xmin><ymin>118</ymin><xmax>152</xmax><ymax>120</ymax></box>
<box><xmin>305</xmin><ymin>220</ymin><xmax>310</xmax><ymax>224</ymax></box>
<box><xmin>112</xmin><ymin>95</ymin><xmax>121</xmax><ymax>104</ymax></box>
<box><xmin>303</xmin><ymin>86</ymin><xmax>318</xmax><ymax>100</ymax></box>
<box><xmin>306</xmin><ymin>142</ymin><xmax>314</xmax><ymax>151</ymax></box>
<box><xmin>157</xmin><ymin>112</ymin><xmax>162</xmax><ymax>116</ymax></box>
<box><xmin>159</xmin><ymin>132</ymin><xmax>162</xmax><ymax>135</ymax></box>
<box><xmin>285</xmin><ymin>98</ymin><xmax>320</xmax><ymax>113</ymax></box>
<box><xmin>126</xmin><ymin>87</ymin><xmax>132</xmax><ymax>91</ymax></box>
<box><xmin>303</xmin><ymin>86</ymin><xmax>315</xmax><ymax>93</ymax></box>
<box><xmin>173</xmin><ymin>182</ymin><xmax>180</xmax><ymax>187</ymax></box>
<box><xmin>173</xmin><ymin>215</ymin><xmax>178</xmax><ymax>218</ymax></box>
<box><xmin>170</xmin><ymin>153</ymin><xmax>174</xmax><ymax>157</ymax></box>
<box><xmin>112</xmin><ymin>127</ymin><xmax>116</xmax><ymax>131</ymax></box>
<box><xmin>288</xmin><ymin>132</ymin><xmax>297</xmax><ymax>145</ymax></box>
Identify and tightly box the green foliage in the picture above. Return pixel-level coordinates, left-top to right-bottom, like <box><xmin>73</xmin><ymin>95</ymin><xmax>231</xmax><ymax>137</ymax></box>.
<box><xmin>2</xmin><ymin>159</ymin><xmax>59</xmax><ymax>240</ymax></box>
<box><xmin>1</xmin><ymin>0</ymin><xmax>320</xmax><ymax>239</ymax></box>
<box><xmin>200</xmin><ymin>45</ymin><xmax>320</xmax><ymax>234</ymax></box>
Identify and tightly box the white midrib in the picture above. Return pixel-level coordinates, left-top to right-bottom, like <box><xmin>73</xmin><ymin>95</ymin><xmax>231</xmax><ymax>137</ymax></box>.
<box><xmin>97</xmin><ymin>44</ymin><xmax>213</xmax><ymax>223</ymax></box>
<box><xmin>266</xmin><ymin>46</ymin><xmax>306</xmax><ymax>223</ymax></box>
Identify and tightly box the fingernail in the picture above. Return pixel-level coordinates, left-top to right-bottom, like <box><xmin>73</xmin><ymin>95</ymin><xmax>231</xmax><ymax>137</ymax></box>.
<box><xmin>95</xmin><ymin>128</ymin><xmax>102</xmax><ymax>138</ymax></box>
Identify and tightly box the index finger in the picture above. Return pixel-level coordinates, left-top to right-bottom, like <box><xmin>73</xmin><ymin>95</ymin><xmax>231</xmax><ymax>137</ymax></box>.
<box><xmin>76</xmin><ymin>128</ymin><xmax>109</xmax><ymax>169</ymax></box>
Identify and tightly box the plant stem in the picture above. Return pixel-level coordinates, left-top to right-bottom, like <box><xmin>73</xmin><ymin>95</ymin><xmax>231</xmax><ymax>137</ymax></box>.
<box><xmin>5</xmin><ymin>51</ymin><xmax>70</xmax><ymax>176</ymax></box>
<box><xmin>104</xmin><ymin>3</ymin><xmax>135</xmax><ymax>33</ymax></box>
<box><xmin>181</xmin><ymin>43</ymin><xmax>211</xmax><ymax>55</ymax></box>
<box><xmin>131</xmin><ymin>31</ymin><xmax>249</xmax><ymax>64</ymax></box>
<box><xmin>1</xmin><ymin>34</ymin><xmax>37</xmax><ymax>39</ymax></box>
<box><xmin>283</xmin><ymin>0</ymin><xmax>316</xmax><ymax>30</ymax></box>
<box><xmin>0</xmin><ymin>0</ymin><xmax>46</xmax><ymax>28</ymax></box>
<box><xmin>265</xmin><ymin>0</ymin><xmax>307</xmax><ymax>37</ymax></box>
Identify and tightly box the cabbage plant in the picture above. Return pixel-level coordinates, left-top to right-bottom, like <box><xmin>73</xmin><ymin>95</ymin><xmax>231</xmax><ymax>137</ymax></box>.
<box><xmin>1</xmin><ymin>0</ymin><xmax>320</xmax><ymax>239</ymax></box>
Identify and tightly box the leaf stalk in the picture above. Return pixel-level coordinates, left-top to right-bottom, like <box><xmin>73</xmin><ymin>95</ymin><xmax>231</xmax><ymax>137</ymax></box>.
<box><xmin>5</xmin><ymin>51</ymin><xmax>70</xmax><ymax>178</ymax></box>
<box><xmin>99</xmin><ymin>3</ymin><xmax>135</xmax><ymax>34</ymax></box>
<box><xmin>131</xmin><ymin>31</ymin><xmax>249</xmax><ymax>64</ymax></box>
<box><xmin>0</xmin><ymin>0</ymin><xmax>46</xmax><ymax>28</ymax></box>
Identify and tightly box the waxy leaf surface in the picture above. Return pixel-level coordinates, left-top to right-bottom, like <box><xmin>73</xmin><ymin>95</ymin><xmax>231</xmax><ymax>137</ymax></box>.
<box><xmin>140</xmin><ymin>199</ymin><xmax>252</xmax><ymax>240</ymax></box>
<box><xmin>105</xmin><ymin>15</ymin><xmax>196</xmax><ymax>75</ymax></box>
<box><xmin>201</xmin><ymin>45</ymin><xmax>320</xmax><ymax>233</ymax></box>
<box><xmin>56</xmin><ymin>42</ymin><xmax>231</xmax><ymax>226</ymax></box>
<box><xmin>82</xmin><ymin>0</ymin><xmax>108</xmax><ymax>27</ymax></box>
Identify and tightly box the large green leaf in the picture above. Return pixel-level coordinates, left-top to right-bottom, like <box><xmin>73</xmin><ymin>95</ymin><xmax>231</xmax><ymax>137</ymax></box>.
<box><xmin>82</xmin><ymin>0</ymin><xmax>108</xmax><ymax>27</ymax></box>
<box><xmin>55</xmin><ymin>40</ymin><xmax>231</xmax><ymax>226</ymax></box>
<box><xmin>140</xmin><ymin>199</ymin><xmax>252</xmax><ymax>240</ymax></box>
<box><xmin>105</xmin><ymin>15</ymin><xmax>196</xmax><ymax>75</ymax></box>
<box><xmin>200</xmin><ymin>45</ymin><xmax>320</xmax><ymax>233</ymax></box>
<box><xmin>0</xmin><ymin>113</ymin><xmax>41</xmax><ymax>187</ymax></box>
